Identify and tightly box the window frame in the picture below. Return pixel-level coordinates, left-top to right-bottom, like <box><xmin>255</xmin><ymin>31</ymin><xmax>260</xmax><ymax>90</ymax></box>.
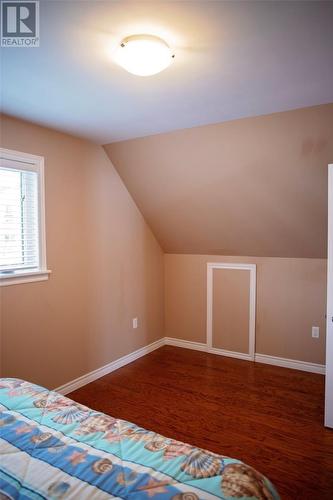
<box><xmin>0</xmin><ymin>148</ymin><xmax>51</xmax><ymax>286</ymax></box>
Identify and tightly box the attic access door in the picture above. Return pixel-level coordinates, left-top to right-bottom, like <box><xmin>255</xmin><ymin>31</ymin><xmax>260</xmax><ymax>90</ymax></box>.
<box><xmin>207</xmin><ymin>263</ymin><xmax>256</xmax><ymax>361</ymax></box>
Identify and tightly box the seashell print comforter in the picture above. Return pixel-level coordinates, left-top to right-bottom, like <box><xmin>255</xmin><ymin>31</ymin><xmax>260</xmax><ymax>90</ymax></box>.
<box><xmin>0</xmin><ymin>378</ymin><xmax>279</xmax><ymax>499</ymax></box>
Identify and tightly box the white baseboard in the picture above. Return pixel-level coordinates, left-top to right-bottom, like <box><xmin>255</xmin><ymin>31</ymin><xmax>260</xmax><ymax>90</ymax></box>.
<box><xmin>254</xmin><ymin>353</ymin><xmax>325</xmax><ymax>375</ymax></box>
<box><xmin>164</xmin><ymin>337</ymin><xmax>207</xmax><ymax>352</ymax></box>
<box><xmin>55</xmin><ymin>338</ymin><xmax>165</xmax><ymax>395</ymax></box>
<box><xmin>55</xmin><ymin>336</ymin><xmax>325</xmax><ymax>395</ymax></box>
<box><xmin>165</xmin><ymin>337</ymin><xmax>325</xmax><ymax>374</ymax></box>
<box><xmin>209</xmin><ymin>347</ymin><xmax>254</xmax><ymax>361</ymax></box>
<box><xmin>164</xmin><ymin>338</ymin><xmax>253</xmax><ymax>361</ymax></box>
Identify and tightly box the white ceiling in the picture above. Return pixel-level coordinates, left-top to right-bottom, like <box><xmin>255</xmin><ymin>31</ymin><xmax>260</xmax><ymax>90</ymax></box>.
<box><xmin>1</xmin><ymin>0</ymin><xmax>333</xmax><ymax>144</ymax></box>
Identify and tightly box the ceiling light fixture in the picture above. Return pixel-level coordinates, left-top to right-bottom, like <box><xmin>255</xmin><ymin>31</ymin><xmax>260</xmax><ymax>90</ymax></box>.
<box><xmin>115</xmin><ymin>35</ymin><xmax>175</xmax><ymax>76</ymax></box>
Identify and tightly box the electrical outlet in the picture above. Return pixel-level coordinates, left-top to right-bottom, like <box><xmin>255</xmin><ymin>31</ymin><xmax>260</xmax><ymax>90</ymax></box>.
<box><xmin>132</xmin><ymin>317</ymin><xmax>138</xmax><ymax>329</ymax></box>
<box><xmin>312</xmin><ymin>326</ymin><xmax>319</xmax><ymax>338</ymax></box>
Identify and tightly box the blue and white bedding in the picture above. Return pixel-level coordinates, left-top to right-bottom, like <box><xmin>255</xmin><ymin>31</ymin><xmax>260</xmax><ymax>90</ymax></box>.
<box><xmin>0</xmin><ymin>378</ymin><xmax>279</xmax><ymax>499</ymax></box>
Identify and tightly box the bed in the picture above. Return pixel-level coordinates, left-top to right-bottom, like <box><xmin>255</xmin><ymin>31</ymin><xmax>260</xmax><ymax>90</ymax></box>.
<box><xmin>0</xmin><ymin>378</ymin><xmax>279</xmax><ymax>499</ymax></box>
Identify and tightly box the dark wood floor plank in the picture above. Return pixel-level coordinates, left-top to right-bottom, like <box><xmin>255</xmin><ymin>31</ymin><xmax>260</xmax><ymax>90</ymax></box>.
<box><xmin>68</xmin><ymin>346</ymin><xmax>333</xmax><ymax>499</ymax></box>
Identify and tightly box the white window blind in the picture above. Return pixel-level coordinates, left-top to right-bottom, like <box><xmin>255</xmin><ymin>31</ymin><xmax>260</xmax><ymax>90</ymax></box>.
<box><xmin>0</xmin><ymin>150</ymin><xmax>48</xmax><ymax>282</ymax></box>
<box><xmin>0</xmin><ymin>166</ymin><xmax>39</xmax><ymax>271</ymax></box>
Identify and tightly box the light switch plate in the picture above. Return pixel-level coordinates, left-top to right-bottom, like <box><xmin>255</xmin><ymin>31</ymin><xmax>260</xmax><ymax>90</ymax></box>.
<box><xmin>312</xmin><ymin>326</ymin><xmax>320</xmax><ymax>338</ymax></box>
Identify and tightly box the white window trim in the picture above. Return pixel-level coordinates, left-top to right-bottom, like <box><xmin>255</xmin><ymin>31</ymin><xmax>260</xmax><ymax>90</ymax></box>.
<box><xmin>0</xmin><ymin>148</ymin><xmax>51</xmax><ymax>286</ymax></box>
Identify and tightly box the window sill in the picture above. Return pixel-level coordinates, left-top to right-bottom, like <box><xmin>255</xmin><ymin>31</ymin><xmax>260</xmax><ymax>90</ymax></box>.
<box><xmin>0</xmin><ymin>269</ymin><xmax>52</xmax><ymax>286</ymax></box>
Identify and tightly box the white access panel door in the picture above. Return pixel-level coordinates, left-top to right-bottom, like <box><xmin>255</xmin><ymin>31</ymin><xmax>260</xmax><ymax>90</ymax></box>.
<box><xmin>206</xmin><ymin>263</ymin><xmax>256</xmax><ymax>361</ymax></box>
<box><xmin>325</xmin><ymin>164</ymin><xmax>333</xmax><ymax>428</ymax></box>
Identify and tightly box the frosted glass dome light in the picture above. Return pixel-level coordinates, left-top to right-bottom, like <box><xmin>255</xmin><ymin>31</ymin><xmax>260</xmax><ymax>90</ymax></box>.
<box><xmin>115</xmin><ymin>35</ymin><xmax>174</xmax><ymax>76</ymax></box>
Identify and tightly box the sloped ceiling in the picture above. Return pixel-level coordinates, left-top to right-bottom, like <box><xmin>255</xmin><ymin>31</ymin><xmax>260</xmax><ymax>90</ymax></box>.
<box><xmin>2</xmin><ymin>0</ymin><xmax>333</xmax><ymax>143</ymax></box>
<box><xmin>105</xmin><ymin>104</ymin><xmax>333</xmax><ymax>258</ymax></box>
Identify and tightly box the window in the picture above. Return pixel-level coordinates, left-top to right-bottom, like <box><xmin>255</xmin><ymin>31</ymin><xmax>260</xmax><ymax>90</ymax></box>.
<box><xmin>0</xmin><ymin>148</ymin><xmax>50</xmax><ymax>286</ymax></box>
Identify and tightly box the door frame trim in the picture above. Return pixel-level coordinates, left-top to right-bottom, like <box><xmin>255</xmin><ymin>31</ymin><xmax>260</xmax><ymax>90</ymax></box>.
<box><xmin>207</xmin><ymin>262</ymin><xmax>257</xmax><ymax>361</ymax></box>
<box><xmin>325</xmin><ymin>164</ymin><xmax>333</xmax><ymax>427</ymax></box>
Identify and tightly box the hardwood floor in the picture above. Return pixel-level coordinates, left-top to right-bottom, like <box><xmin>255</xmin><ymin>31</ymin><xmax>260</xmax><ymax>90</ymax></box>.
<box><xmin>69</xmin><ymin>346</ymin><xmax>333</xmax><ymax>499</ymax></box>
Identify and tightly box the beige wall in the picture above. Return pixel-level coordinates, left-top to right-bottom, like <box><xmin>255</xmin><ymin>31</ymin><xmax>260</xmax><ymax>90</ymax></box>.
<box><xmin>106</xmin><ymin>103</ymin><xmax>333</xmax><ymax>259</ymax></box>
<box><xmin>0</xmin><ymin>111</ymin><xmax>328</xmax><ymax>386</ymax></box>
<box><xmin>165</xmin><ymin>254</ymin><xmax>327</xmax><ymax>364</ymax></box>
<box><xmin>0</xmin><ymin>115</ymin><xmax>164</xmax><ymax>389</ymax></box>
